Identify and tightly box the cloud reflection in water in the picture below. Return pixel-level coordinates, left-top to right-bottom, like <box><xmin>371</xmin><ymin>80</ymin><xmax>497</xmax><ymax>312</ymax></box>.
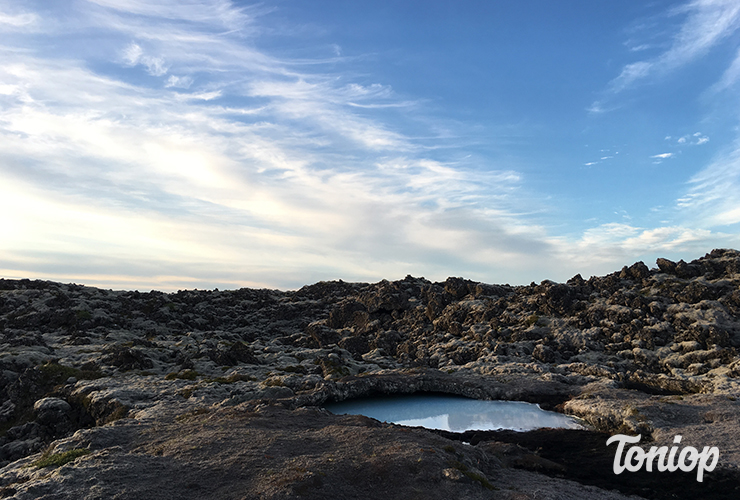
<box><xmin>325</xmin><ymin>394</ymin><xmax>583</xmax><ymax>432</ymax></box>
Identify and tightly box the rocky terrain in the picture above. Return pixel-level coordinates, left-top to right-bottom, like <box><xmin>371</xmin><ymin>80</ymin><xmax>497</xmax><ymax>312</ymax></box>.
<box><xmin>1</xmin><ymin>249</ymin><xmax>740</xmax><ymax>499</ymax></box>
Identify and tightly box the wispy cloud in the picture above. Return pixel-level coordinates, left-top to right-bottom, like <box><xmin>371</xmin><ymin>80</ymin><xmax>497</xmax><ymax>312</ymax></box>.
<box><xmin>651</xmin><ymin>153</ymin><xmax>672</xmax><ymax>165</ymax></box>
<box><xmin>603</xmin><ymin>0</ymin><xmax>740</xmax><ymax>95</ymax></box>
<box><xmin>0</xmin><ymin>2</ymin><xmax>37</xmax><ymax>30</ymax></box>
<box><xmin>0</xmin><ymin>12</ymin><xmax>36</xmax><ymax>27</ymax></box>
<box><xmin>711</xmin><ymin>47</ymin><xmax>740</xmax><ymax>92</ymax></box>
<box><xmin>582</xmin><ymin>149</ymin><xmax>619</xmax><ymax>167</ymax></box>
<box><xmin>677</xmin><ymin>146</ymin><xmax>740</xmax><ymax>226</ymax></box>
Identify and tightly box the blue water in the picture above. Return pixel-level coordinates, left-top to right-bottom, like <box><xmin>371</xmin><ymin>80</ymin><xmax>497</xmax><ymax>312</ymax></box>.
<box><xmin>325</xmin><ymin>394</ymin><xmax>583</xmax><ymax>432</ymax></box>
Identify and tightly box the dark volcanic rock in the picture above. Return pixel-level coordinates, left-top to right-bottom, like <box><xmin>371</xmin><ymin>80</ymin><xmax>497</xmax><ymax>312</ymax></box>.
<box><xmin>101</xmin><ymin>345</ymin><xmax>153</xmax><ymax>371</ymax></box>
<box><xmin>207</xmin><ymin>341</ymin><xmax>260</xmax><ymax>366</ymax></box>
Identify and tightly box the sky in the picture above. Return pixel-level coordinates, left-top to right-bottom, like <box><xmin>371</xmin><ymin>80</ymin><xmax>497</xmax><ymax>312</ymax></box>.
<box><xmin>2</xmin><ymin>0</ymin><xmax>740</xmax><ymax>291</ymax></box>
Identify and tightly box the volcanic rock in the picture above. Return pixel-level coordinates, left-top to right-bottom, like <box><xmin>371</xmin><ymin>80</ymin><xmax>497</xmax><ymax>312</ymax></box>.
<box><xmin>1</xmin><ymin>250</ymin><xmax>740</xmax><ymax>498</ymax></box>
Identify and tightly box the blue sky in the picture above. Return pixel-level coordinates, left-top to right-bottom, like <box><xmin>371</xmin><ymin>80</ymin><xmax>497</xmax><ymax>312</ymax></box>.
<box><xmin>2</xmin><ymin>0</ymin><xmax>740</xmax><ymax>291</ymax></box>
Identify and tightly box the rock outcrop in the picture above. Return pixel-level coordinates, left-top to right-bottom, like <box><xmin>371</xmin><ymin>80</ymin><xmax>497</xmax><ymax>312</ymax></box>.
<box><xmin>1</xmin><ymin>249</ymin><xmax>740</xmax><ymax>499</ymax></box>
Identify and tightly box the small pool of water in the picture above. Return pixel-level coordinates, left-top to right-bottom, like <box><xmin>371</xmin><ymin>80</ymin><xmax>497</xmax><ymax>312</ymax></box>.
<box><xmin>325</xmin><ymin>394</ymin><xmax>583</xmax><ymax>432</ymax></box>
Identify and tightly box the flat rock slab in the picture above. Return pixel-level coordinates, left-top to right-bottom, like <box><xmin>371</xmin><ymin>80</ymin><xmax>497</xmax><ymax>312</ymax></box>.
<box><xmin>1</xmin><ymin>403</ymin><xmax>641</xmax><ymax>500</ymax></box>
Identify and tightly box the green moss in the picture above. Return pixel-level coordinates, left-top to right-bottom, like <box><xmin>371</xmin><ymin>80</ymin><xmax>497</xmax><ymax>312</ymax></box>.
<box><xmin>38</xmin><ymin>361</ymin><xmax>102</xmax><ymax>383</ymax></box>
<box><xmin>463</xmin><ymin>470</ymin><xmax>496</xmax><ymax>490</ymax></box>
<box><xmin>104</xmin><ymin>403</ymin><xmax>129</xmax><ymax>424</ymax></box>
<box><xmin>39</xmin><ymin>363</ymin><xmax>79</xmax><ymax>382</ymax></box>
<box><xmin>178</xmin><ymin>387</ymin><xmax>195</xmax><ymax>399</ymax></box>
<box><xmin>75</xmin><ymin>310</ymin><xmax>92</xmax><ymax>321</ymax></box>
<box><xmin>32</xmin><ymin>448</ymin><xmax>90</xmax><ymax>468</ymax></box>
<box><xmin>525</xmin><ymin>314</ymin><xmax>540</xmax><ymax>327</ymax></box>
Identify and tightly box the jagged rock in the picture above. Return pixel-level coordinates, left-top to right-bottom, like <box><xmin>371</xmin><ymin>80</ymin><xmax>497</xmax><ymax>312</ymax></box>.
<box><xmin>675</xmin><ymin>259</ymin><xmax>702</xmax><ymax>279</ymax></box>
<box><xmin>306</xmin><ymin>322</ymin><xmax>341</xmax><ymax>348</ymax></box>
<box><xmin>337</xmin><ymin>335</ymin><xmax>370</xmax><ymax>359</ymax></box>
<box><xmin>327</xmin><ymin>300</ymin><xmax>368</xmax><ymax>329</ymax></box>
<box><xmin>656</xmin><ymin>257</ymin><xmax>677</xmax><ymax>274</ymax></box>
<box><xmin>101</xmin><ymin>345</ymin><xmax>153</xmax><ymax>371</ymax></box>
<box><xmin>360</xmin><ymin>280</ymin><xmax>410</xmax><ymax>313</ymax></box>
<box><xmin>536</xmin><ymin>282</ymin><xmax>577</xmax><ymax>315</ymax></box>
<box><xmin>532</xmin><ymin>344</ymin><xmax>557</xmax><ymax>363</ymax></box>
<box><xmin>33</xmin><ymin>397</ymin><xmax>73</xmax><ymax>437</ymax></box>
<box><xmin>208</xmin><ymin>341</ymin><xmax>260</xmax><ymax>366</ymax></box>
<box><xmin>0</xmin><ymin>437</ymin><xmax>43</xmax><ymax>465</ymax></box>
<box><xmin>0</xmin><ymin>401</ymin><xmax>15</xmax><ymax>423</ymax></box>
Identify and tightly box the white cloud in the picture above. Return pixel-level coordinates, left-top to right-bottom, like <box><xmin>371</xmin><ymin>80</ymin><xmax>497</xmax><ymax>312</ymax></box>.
<box><xmin>122</xmin><ymin>42</ymin><xmax>143</xmax><ymax>65</ymax></box>
<box><xmin>143</xmin><ymin>56</ymin><xmax>167</xmax><ymax>77</ymax></box>
<box><xmin>629</xmin><ymin>44</ymin><xmax>653</xmax><ymax>52</ymax></box>
<box><xmin>610</xmin><ymin>61</ymin><xmax>653</xmax><ymax>92</ymax></box>
<box><xmin>165</xmin><ymin>75</ymin><xmax>193</xmax><ymax>88</ymax></box>
<box><xmin>669</xmin><ymin>132</ymin><xmax>709</xmax><ymax>146</ymax></box>
<box><xmin>651</xmin><ymin>153</ymin><xmax>673</xmax><ymax>159</ymax></box>
<box><xmin>587</xmin><ymin>100</ymin><xmax>610</xmax><ymax>114</ymax></box>
<box><xmin>175</xmin><ymin>90</ymin><xmax>221</xmax><ymax>100</ymax></box>
<box><xmin>0</xmin><ymin>11</ymin><xmax>36</xmax><ymax>28</ymax></box>
<box><xmin>86</xmin><ymin>0</ymin><xmax>256</xmax><ymax>31</ymax></box>
<box><xmin>121</xmin><ymin>42</ymin><xmax>169</xmax><ymax>76</ymax></box>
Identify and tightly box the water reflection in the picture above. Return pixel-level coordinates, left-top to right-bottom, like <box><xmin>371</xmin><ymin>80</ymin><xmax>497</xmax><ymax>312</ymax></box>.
<box><xmin>325</xmin><ymin>394</ymin><xmax>583</xmax><ymax>432</ymax></box>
